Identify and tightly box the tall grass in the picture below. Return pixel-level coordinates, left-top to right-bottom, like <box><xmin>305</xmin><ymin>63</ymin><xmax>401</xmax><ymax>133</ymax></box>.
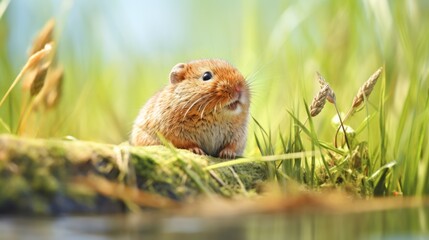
<box><xmin>0</xmin><ymin>1</ymin><xmax>428</xmax><ymax>196</ymax></box>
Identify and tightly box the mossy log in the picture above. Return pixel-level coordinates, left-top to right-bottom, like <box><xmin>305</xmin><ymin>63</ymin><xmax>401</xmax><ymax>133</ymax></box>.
<box><xmin>0</xmin><ymin>134</ymin><xmax>266</xmax><ymax>214</ymax></box>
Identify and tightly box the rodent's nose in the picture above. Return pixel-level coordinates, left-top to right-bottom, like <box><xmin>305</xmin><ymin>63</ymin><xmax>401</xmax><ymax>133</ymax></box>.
<box><xmin>235</xmin><ymin>85</ymin><xmax>242</xmax><ymax>100</ymax></box>
<box><xmin>235</xmin><ymin>85</ymin><xmax>242</xmax><ymax>93</ymax></box>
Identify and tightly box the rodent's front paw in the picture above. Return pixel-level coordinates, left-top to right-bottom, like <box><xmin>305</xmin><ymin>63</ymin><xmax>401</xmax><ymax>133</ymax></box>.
<box><xmin>219</xmin><ymin>148</ymin><xmax>236</xmax><ymax>159</ymax></box>
<box><xmin>188</xmin><ymin>147</ymin><xmax>207</xmax><ymax>156</ymax></box>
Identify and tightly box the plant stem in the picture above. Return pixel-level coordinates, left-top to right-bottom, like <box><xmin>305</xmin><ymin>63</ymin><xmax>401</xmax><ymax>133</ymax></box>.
<box><xmin>333</xmin><ymin>103</ymin><xmax>352</xmax><ymax>151</ymax></box>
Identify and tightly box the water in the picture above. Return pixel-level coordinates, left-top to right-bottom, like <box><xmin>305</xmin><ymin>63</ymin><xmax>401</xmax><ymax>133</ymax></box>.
<box><xmin>1</xmin><ymin>206</ymin><xmax>428</xmax><ymax>240</ymax></box>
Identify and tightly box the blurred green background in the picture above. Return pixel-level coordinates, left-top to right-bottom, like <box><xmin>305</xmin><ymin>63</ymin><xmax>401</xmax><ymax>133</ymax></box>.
<box><xmin>1</xmin><ymin>0</ymin><xmax>428</xmax><ymax>159</ymax></box>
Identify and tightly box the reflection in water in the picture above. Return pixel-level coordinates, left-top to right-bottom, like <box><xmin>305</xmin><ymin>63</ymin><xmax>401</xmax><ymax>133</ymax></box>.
<box><xmin>0</xmin><ymin>206</ymin><xmax>428</xmax><ymax>239</ymax></box>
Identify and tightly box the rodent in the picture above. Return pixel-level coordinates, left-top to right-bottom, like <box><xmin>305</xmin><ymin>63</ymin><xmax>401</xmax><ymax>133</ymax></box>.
<box><xmin>130</xmin><ymin>59</ymin><xmax>250</xmax><ymax>159</ymax></box>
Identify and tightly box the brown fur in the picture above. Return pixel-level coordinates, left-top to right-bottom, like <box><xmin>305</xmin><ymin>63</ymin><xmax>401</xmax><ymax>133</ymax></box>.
<box><xmin>130</xmin><ymin>59</ymin><xmax>250</xmax><ymax>159</ymax></box>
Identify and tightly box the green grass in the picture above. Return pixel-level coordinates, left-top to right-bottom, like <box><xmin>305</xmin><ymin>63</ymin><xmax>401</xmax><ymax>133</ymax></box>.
<box><xmin>1</xmin><ymin>1</ymin><xmax>429</xmax><ymax>197</ymax></box>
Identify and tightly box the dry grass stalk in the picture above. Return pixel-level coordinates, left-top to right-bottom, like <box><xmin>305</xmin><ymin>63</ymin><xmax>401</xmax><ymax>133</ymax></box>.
<box><xmin>315</xmin><ymin>72</ymin><xmax>351</xmax><ymax>150</ymax></box>
<box><xmin>17</xmin><ymin>64</ymin><xmax>63</xmax><ymax>135</ymax></box>
<box><xmin>334</xmin><ymin>67</ymin><xmax>383</xmax><ymax>149</ymax></box>
<box><xmin>0</xmin><ymin>43</ymin><xmax>53</xmax><ymax>108</ymax></box>
<box><xmin>22</xmin><ymin>43</ymin><xmax>53</xmax><ymax>96</ymax></box>
<box><xmin>26</xmin><ymin>42</ymin><xmax>53</xmax><ymax>71</ymax></box>
<box><xmin>24</xmin><ymin>19</ymin><xmax>55</xmax><ymax>96</ymax></box>
<box><xmin>17</xmin><ymin>43</ymin><xmax>57</xmax><ymax>135</ymax></box>
<box><xmin>2</xmin><ymin>19</ymin><xmax>59</xmax><ymax>136</ymax></box>
<box><xmin>18</xmin><ymin>66</ymin><xmax>64</xmax><ymax>134</ymax></box>
<box><xmin>351</xmin><ymin>67</ymin><xmax>383</xmax><ymax>108</ymax></box>
<box><xmin>310</xmin><ymin>84</ymin><xmax>330</xmax><ymax>117</ymax></box>
<box><xmin>29</xmin><ymin>19</ymin><xmax>55</xmax><ymax>55</ymax></box>
<box><xmin>341</xmin><ymin>67</ymin><xmax>383</xmax><ymax>123</ymax></box>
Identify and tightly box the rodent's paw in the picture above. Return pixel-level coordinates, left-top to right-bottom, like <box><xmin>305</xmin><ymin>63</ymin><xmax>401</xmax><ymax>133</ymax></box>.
<box><xmin>188</xmin><ymin>147</ymin><xmax>207</xmax><ymax>156</ymax></box>
<box><xmin>219</xmin><ymin>148</ymin><xmax>236</xmax><ymax>159</ymax></box>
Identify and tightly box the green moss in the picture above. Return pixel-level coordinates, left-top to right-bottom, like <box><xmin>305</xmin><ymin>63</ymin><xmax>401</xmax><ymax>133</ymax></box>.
<box><xmin>0</xmin><ymin>135</ymin><xmax>267</xmax><ymax>214</ymax></box>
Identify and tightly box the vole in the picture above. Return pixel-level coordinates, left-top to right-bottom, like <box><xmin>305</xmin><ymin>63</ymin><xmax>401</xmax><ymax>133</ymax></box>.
<box><xmin>130</xmin><ymin>59</ymin><xmax>250</xmax><ymax>159</ymax></box>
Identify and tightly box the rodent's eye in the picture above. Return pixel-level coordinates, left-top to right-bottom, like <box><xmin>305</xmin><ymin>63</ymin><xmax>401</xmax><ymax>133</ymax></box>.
<box><xmin>202</xmin><ymin>71</ymin><xmax>213</xmax><ymax>81</ymax></box>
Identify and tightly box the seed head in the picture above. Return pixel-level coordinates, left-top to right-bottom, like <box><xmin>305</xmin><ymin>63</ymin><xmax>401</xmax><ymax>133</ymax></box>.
<box><xmin>316</xmin><ymin>72</ymin><xmax>336</xmax><ymax>104</ymax></box>
<box><xmin>316</xmin><ymin>72</ymin><xmax>328</xmax><ymax>86</ymax></box>
<box><xmin>351</xmin><ymin>67</ymin><xmax>383</xmax><ymax>108</ymax></box>
<box><xmin>30</xmin><ymin>63</ymin><xmax>50</xmax><ymax>96</ymax></box>
<box><xmin>29</xmin><ymin>19</ymin><xmax>55</xmax><ymax>56</ymax></box>
<box><xmin>34</xmin><ymin>66</ymin><xmax>64</xmax><ymax>109</ymax></box>
<box><xmin>310</xmin><ymin>84</ymin><xmax>330</xmax><ymax>117</ymax></box>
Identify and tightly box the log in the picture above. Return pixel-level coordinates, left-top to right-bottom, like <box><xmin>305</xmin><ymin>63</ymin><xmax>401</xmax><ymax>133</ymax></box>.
<box><xmin>0</xmin><ymin>134</ymin><xmax>266</xmax><ymax>214</ymax></box>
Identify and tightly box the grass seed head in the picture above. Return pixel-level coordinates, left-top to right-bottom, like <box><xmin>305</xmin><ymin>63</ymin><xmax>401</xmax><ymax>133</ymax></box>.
<box><xmin>351</xmin><ymin>67</ymin><xmax>383</xmax><ymax>108</ymax></box>
<box><xmin>22</xmin><ymin>43</ymin><xmax>53</xmax><ymax>96</ymax></box>
<box><xmin>316</xmin><ymin>72</ymin><xmax>336</xmax><ymax>104</ymax></box>
<box><xmin>326</xmin><ymin>89</ymin><xmax>336</xmax><ymax>104</ymax></box>
<box><xmin>44</xmin><ymin>67</ymin><xmax>63</xmax><ymax>108</ymax></box>
<box><xmin>316</xmin><ymin>71</ymin><xmax>328</xmax><ymax>86</ymax></box>
<box><xmin>29</xmin><ymin>19</ymin><xmax>55</xmax><ymax>56</ymax></box>
<box><xmin>30</xmin><ymin>62</ymin><xmax>49</xmax><ymax>96</ymax></box>
<box><xmin>34</xmin><ymin>66</ymin><xmax>63</xmax><ymax>109</ymax></box>
<box><xmin>310</xmin><ymin>84</ymin><xmax>330</xmax><ymax>117</ymax></box>
<box><xmin>26</xmin><ymin>43</ymin><xmax>53</xmax><ymax>70</ymax></box>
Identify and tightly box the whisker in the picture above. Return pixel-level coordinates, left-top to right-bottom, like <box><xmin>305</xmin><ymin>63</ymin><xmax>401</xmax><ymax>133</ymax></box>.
<box><xmin>200</xmin><ymin>98</ymin><xmax>216</xmax><ymax>118</ymax></box>
<box><xmin>183</xmin><ymin>98</ymin><xmax>203</xmax><ymax>119</ymax></box>
<box><xmin>181</xmin><ymin>93</ymin><xmax>209</xmax><ymax>110</ymax></box>
<box><xmin>183</xmin><ymin>94</ymin><xmax>213</xmax><ymax>119</ymax></box>
<box><xmin>214</xmin><ymin>101</ymin><xmax>222</xmax><ymax>113</ymax></box>
<box><xmin>197</xmin><ymin>93</ymin><xmax>215</xmax><ymax>111</ymax></box>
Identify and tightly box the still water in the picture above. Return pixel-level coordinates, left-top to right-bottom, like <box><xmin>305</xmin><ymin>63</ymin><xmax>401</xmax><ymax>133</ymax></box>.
<box><xmin>1</xmin><ymin>205</ymin><xmax>428</xmax><ymax>240</ymax></box>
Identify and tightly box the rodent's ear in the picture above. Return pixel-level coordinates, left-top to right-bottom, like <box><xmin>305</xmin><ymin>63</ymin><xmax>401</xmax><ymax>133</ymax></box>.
<box><xmin>169</xmin><ymin>63</ymin><xmax>186</xmax><ymax>84</ymax></box>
